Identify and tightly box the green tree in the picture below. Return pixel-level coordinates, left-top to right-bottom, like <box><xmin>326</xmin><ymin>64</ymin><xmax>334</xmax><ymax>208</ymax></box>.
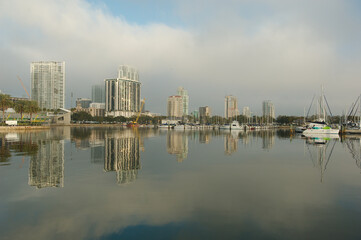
<box><xmin>0</xmin><ymin>94</ymin><xmax>13</xmax><ymax>123</ymax></box>
<box><xmin>26</xmin><ymin>101</ymin><xmax>40</xmax><ymax>123</ymax></box>
<box><xmin>14</xmin><ymin>100</ymin><xmax>28</xmax><ymax>121</ymax></box>
<box><xmin>71</xmin><ymin>111</ymin><xmax>93</xmax><ymax>122</ymax></box>
<box><xmin>114</xmin><ymin>116</ymin><xmax>127</xmax><ymax>123</ymax></box>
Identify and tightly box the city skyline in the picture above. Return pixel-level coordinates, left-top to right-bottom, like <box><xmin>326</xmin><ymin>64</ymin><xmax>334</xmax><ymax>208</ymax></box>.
<box><xmin>1</xmin><ymin>1</ymin><xmax>361</xmax><ymax>116</ymax></box>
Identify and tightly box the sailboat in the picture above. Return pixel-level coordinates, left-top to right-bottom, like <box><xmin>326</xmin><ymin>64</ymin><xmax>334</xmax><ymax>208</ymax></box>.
<box><xmin>303</xmin><ymin>87</ymin><xmax>339</xmax><ymax>136</ymax></box>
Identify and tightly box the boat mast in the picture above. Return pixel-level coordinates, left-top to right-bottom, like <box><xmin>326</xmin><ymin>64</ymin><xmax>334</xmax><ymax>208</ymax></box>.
<box><xmin>321</xmin><ymin>85</ymin><xmax>326</xmax><ymax>121</ymax></box>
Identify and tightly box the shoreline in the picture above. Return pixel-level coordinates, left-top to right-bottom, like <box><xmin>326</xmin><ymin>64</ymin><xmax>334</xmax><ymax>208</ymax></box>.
<box><xmin>0</xmin><ymin>124</ymin><xmax>292</xmax><ymax>132</ymax></box>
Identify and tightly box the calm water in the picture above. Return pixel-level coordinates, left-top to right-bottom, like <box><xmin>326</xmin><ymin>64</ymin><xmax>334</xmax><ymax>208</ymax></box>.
<box><xmin>1</xmin><ymin>127</ymin><xmax>361</xmax><ymax>240</ymax></box>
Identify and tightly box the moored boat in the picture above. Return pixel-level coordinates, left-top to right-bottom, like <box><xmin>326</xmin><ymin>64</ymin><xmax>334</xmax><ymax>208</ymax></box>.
<box><xmin>230</xmin><ymin>120</ymin><xmax>244</xmax><ymax>130</ymax></box>
<box><xmin>303</xmin><ymin>119</ymin><xmax>339</xmax><ymax>135</ymax></box>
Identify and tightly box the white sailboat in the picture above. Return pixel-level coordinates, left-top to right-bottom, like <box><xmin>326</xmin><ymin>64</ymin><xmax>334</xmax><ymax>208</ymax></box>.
<box><xmin>303</xmin><ymin>87</ymin><xmax>339</xmax><ymax>135</ymax></box>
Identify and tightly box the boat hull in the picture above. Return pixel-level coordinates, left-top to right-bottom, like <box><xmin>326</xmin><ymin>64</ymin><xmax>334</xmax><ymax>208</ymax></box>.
<box><xmin>303</xmin><ymin>128</ymin><xmax>339</xmax><ymax>135</ymax></box>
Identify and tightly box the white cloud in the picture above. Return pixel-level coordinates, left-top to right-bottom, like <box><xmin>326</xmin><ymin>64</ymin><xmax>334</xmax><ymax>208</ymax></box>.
<box><xmin>0</xmin><ymin>0</ymin><xmax>360</xmax><ymax>115</ymax></box>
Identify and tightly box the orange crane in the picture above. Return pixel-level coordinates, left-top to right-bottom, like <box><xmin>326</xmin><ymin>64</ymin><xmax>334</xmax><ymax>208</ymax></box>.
<box><xmin>127</xmin><ymin>98</ymin><xmax>145</xmax><ymax>128</ymax></box>
<box><xmin>17</xmin><ymin>76</ymin><xmax>30</xmax><ymax>99</ymax></box>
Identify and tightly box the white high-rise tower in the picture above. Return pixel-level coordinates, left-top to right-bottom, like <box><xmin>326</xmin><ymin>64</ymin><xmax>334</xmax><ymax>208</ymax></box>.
<box><xmin>31</xmin><ymin>61</ymin><xmax>65</xmax><ymax>110</ymax></box>
<box><xmin>177</xmin><ymin>87</ymin><xmax>189</xmax><ymax>116</ymax></box>
<box><xmin>105</xmin><ymin>65</ymin><xmax>141</xmax><ymax>117</ymax></box>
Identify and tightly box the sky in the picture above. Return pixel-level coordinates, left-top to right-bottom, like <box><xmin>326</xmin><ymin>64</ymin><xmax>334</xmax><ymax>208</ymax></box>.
<box><xmin>0</xmin><ymin>0</ymin><xmax>361</xmax><ymax>116</ymax></box>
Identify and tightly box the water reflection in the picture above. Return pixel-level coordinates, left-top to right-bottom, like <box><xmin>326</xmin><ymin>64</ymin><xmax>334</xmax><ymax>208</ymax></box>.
<box><xmin>167</xmin><ymin>131</ymin><xmax>188</xmax><ymax>162</ymax></box>
<box><xmin>304</xmin><ymin>135</ymin><xmax>338</xmax><ymax>183</ymax></box>
<box><xmin>2</xmin><ymin>128</ymin><xmax>361</xmax><ymax>239</ymax></box>
<box><xmin>261</xmin><ymin>131</ymin><xmax>275</xmax><ymax>150</ymax></box>
<box><xmin>344</xmin><ymin>137</ymin><xmax>361</xmax><ymax>170</ymax></box>
<box><xmin>224</xmin><ymin>131</ymin><xmax>239</xmax><ymax>155</ymax></box>
<box><xmin>199</xmin><ymin>130</ymin><xmax>212</xmax><ymax>144</ymax></box>
<box><xmin>0</xmin><ymin>132</ymin><xmax>39</xmax><ymax>166</ymax></box>
<box><xmin>104</xmin><ymin>130</ymin><xmax>141</xmax><ymax>184</ymax></box>
<box><xmin>29</xmin><ymin>139</ymin><xmax>64</xmax><ymax>188</ymax></box>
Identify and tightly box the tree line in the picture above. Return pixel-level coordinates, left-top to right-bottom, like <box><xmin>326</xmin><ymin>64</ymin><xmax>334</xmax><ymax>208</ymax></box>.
<box><xmin>0</xmin><ymin>94</ymin><xmax>40</xmax><ymax>125</ymax></box>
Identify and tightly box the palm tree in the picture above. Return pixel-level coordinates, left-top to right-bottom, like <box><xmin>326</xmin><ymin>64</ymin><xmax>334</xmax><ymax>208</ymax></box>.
<box><xmin>14</xmin><ymin>100</ymin><xmax>27</xmax><ymax>121</ymax></box>
<box><xmin>0</xmin><ymin>94</ymin><xmax>13</xmax><ymax>123</ymax></box>
<box><xmin>26</xmin><ymin>101</ymin><xmax>40</xmax><ymax>123</ymax></box>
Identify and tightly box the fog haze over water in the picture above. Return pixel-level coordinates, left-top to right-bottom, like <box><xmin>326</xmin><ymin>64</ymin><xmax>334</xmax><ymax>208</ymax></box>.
<box><xmin>0</xmin><ymin>0</ymin><xmax>361</xmax><ymax>114</ymax></box>
<box><xmin>1</xmin><ymin>127</ymin><xmax>361</xmax><ymax>239</ymax></box>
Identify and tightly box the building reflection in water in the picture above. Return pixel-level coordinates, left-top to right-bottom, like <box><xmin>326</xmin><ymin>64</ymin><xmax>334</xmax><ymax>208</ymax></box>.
<box><xmin>261</xmin><ymin>131</ymin><xmax>275</xmax><ymax>150</ymax></box>
<box><xmin>224</xmin><ymin>131</ymin><xmax>239</xmax><ymax>155</ymax></box>
<box><xmin>29</xmin><ymin>139</ymin><xmax>65</xmax><ymax>189</ymax></box>
<box><xmin>305</xmin><ymin>136</ymin><xmax>338</xmax><ymax>183</ymax></box>
<box><xmin>199</xmin><ymin>131</ymin><xmax>212</xmax><ymax>144</ymax></box>
<box><xmin>167</xmin><ymin>131</ymin><xmax>188</xmax><ymax>162</ymax></box>
<box><xmin>89</xmin><ymin>129</ymin><xmax>106</xmax><ymax>164</ymax></box>
<box><xmin>91</xmin><ymin>146</ymin><xmax>105</xmax><ymax>164</ymax></box>
<box><xmin>104</xmin><ymin>130</ymin><xmax>140</xmax><ymax>184</ymax></box>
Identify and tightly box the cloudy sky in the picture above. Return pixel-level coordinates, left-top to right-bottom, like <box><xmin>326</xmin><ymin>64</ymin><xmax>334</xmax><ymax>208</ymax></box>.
<box><xmin>0</xmin><ymin>0</ymin><xmax>361</xmax><ymax>116</ymax></box>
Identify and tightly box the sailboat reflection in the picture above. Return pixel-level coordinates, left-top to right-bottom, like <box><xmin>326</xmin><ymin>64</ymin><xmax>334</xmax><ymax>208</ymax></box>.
<box><xmin>305</xmin><ymin>134</ymin><xmax>339</xmax><ymax>182</ymax></box>
<box><xmin>344</xmin><ymin>137</ymin><xmax>361</xmax><ymax>170</ymax></box>
<box><xmin>104</xmin><ymin>130</ymin><xmax>141</xmax><ymax>184</ymax></box>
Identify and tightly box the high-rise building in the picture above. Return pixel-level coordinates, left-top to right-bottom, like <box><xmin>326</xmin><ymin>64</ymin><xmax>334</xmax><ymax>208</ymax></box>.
<box><xmin>105</xmin><ymin>65</ymin><xmax>141</xmax><ymax>118</ymax></box>
<box><xmin>167</xmin><ymin>95</ymin><xmax>183</xmax><ymax>119</ymax></box>
<box><xmin>199</xmin><ymin>106</ymin><xmax>211</xmax><ymax>123</ymax></box>
<box><xmin>31</xmin><ymin>61</ymin><xmax>65</xmax><ymax>110</ymax></box>
<box><xmin>199</xmin><ymin>106</ymin><xmax>211</xmax><ymax>118</ymax></box>
<box><xmin>225</xmin><ymin>95</ymin><xmax>239</xmax><ymax>119</ymax></box>
<box><xmin>76</xmin><ymin>98</ymin><xmax>92</xmax><ymax>109</ymax></box>
<box><xmin>262</xmin><ymin>100</ymin><xmax>275</xmax><ymax>123</ymax></box>
<box><xmin>177</xmin><ymin>87</ymin><xmax>189</xmax><ymax>116</ymax></box>
<box><xmin>243</xmin><ymin>106</ymin><xmax>251</xmax><ymax>118</ymax></box>
<box><xmin>91</xmin><ymin>84</ymin><xmax>105</xmax><ymax>103</ymax></box>
<box><xmin>191</xmin><ymin>110</ymin><xmax>199</xmax><ymax>121</ymax></box>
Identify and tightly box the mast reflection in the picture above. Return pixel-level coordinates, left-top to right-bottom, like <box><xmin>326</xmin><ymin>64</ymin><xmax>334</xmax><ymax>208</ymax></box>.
<box><xmin>305</xmin><ymin>135</ymin><xmax>338</xmax><ymax>183</ymax></box>
<box><xmin>344</xmin><ymin>137</ymin><xmax>361</xmax><ymax>170</ymax></box>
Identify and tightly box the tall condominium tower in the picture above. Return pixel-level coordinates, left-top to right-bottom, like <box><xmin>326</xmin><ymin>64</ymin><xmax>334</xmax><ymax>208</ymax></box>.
<box><xmin>225</xmin><ymin>95</ymin><xmax>239</xmax><ymax>119</ymax></box>
<box><xmin>262</xmin><ymin>100</ymin><xmax>275</xmax><ymax>123</ymax></box>
<box><xmin>31</xmin><ymin>61</ymin><xmax>65</xmax><ymax>110</ymax></box>
<box><xmin>243</xmin><ymin>106</ymin><xmax>251</xmax><ymax>118</ymax></box>
<box><xmin>199</xmin><ymin>106</ymin><xmax>211</xmax><ymax>123</ymax></box>
<box><xmin>91</xmin><ymin>84</ymin><xmax>105</xmax><ymax>103</ymax></box>
<box><xmin>105</xmin><ymin>65</ymin><xmax>141</xmax><ymax>118</ymax></box>
<box><xmin>167</xmin><ymin>95</ymin><xmax>183</xmax><ymax>119</ymax></box>
<box><xmin>177</xmin><ymin>87</ymin><xmax>189</xmax><ymax>116</ymax></box>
